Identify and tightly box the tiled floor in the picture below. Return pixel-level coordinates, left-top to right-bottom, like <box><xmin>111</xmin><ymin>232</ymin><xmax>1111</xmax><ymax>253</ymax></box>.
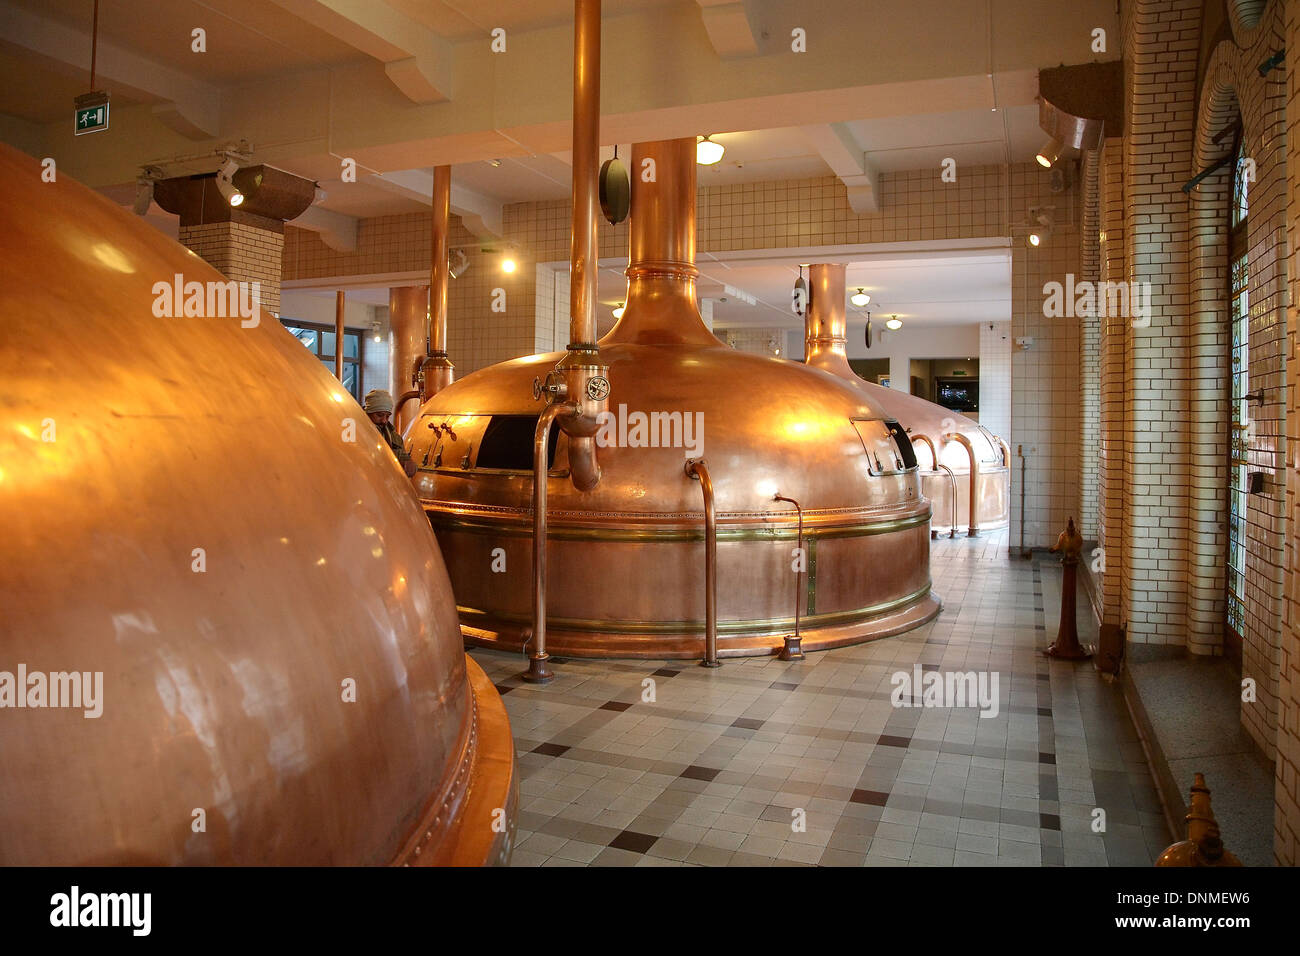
<box><xmin>475</xmin><ymin>529</ymin><xmax>1170</xmax><ymax>866</ymax></box>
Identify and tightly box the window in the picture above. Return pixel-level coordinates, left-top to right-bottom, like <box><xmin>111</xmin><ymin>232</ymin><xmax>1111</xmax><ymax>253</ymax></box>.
<box><xmin>1225</xmin><ymin>132</ymin><xmax>1250</xmax><ymax>665</ymax></box>
<box><xmin>280</xmin><ymin>319</ymin><xmax>364</xmax><ymax>401</ymax></box>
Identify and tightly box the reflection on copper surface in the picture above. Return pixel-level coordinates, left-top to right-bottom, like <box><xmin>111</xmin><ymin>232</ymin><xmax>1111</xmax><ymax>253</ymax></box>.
<box><xmin>0</xmin><ymin>143</ymin><xmax>514</xmax><ymax>866</ymax></box>
<box><xmin>804</xmin><ymin>262</ymin><xmax>1010</xmax><ymax>533</ymax></box>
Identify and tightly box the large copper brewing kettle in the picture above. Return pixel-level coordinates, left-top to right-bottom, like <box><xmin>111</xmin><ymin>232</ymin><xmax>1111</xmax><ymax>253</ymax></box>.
<box><xmin>0</xmin><ymin>143</ymin><xmax>515</xmax><ymax>865</ymax></box>
<box><xmin>804</xmin><ymin>263</ymin><xmax>1011</xmax><ymax>536</ymax></box>
<box><xmin>408</xmin><ymin>140</ymin><xmax>942</xmax><ymax>659</ymax></box>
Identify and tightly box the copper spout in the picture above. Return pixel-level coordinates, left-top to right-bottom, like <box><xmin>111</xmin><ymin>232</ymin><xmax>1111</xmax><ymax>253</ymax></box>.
<box><xmin>944</xmin><ymin>431</ymin><xmax>980</xmax><ymax>537</ymax></box>
<box><xmin>526</xmin><ymin>401</ymin><xmax>579</xmax><ymax>683</ymax></box>
<box><xmin>685</xmin><ymin>459</ymin><xmax>719</xmax><ymax>667</ymax></box>
<box><xmin>424</xmin><ymin>165</ymin><xmax>455</xmax><ymax>399</ymax></box>
<box><xmin>911</xmin><ymin>434</ymin><xmax>958</xmax><ymax>539</ymax></box>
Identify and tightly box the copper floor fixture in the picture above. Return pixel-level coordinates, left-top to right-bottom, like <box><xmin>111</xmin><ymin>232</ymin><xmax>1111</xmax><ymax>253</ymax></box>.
<box><xmin>409</xmin><ymin>140</ymin><xmax>942</xmax><ymax>662</ymax></box>
<box><xmin>804</xmin><ymin>263</ymin><xmax>1010</xmax><ymax>537</ymax></box>
<box><xmin>0</xmin><ymin>143</ymin><xmax>515</xmax><ymax>866</ymax></box>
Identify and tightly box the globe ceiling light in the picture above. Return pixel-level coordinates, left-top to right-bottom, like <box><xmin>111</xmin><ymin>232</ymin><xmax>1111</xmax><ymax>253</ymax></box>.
<box><xmin>850</xmin><ymin>288</ymin><xmax>870</xmax><ymax>308</ymax></box>
<box><xmin>885</xmin><ymin>316</ymin><xmax>903</xmax><ymax>330</ymax></box>
<box><xmin>696</xmin><ymin>135</ymin><xmax>725</xmax><ymax>166</ymax></box>
<box><xmin>612</xmin><ymin>303</ymin><xmax>625</xmax><ymax>319</ymax></box>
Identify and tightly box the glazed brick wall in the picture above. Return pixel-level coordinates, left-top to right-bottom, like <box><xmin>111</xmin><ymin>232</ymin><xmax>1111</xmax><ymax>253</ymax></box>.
<box><xmin>1276</xmin><ymin>0</ymin><xmax>1299</xmax><ymax>865</ymax></box>
<box><xmin>1079</xmin><ymin>148</ymin><xmax>1103</xmax><ymax>542</ymax></box>
<box><xmin>178</xmin><ymin>220</ymin><xmax>284</xmax><ymax>316</ymax></box>
<box><xmin>1098</xmin><ymin>138</ymin><xmax>1127</xmax><ymax>629</ymax></box>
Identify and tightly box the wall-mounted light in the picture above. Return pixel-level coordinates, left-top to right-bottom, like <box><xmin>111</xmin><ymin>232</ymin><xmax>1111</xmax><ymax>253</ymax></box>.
<box><xmin>1026</xmin><ymin>206</ymin><xmax>1054</xmax><ymax>247</ymax></box>
<box><xmin>850</xmin><ymin>288</ymin><xmax>870</xmax><ymax>307</ymax></box>
<box><xmin>1035</xmin><ymin>136</ymin><xmax>1064</xmax><ymax>169</ymax></box>
<box><xmin>612</xmin><ymin>303</ymin><xmax>625</xmax><ymax>319</ymax></box>
<box><xmin>501</xmin><ymin>257</ymin><xmax>516</xmax><ymax>273</ymax></box>
<box><xmin>216</xmin><ymin>156</ymin><xmax>243</xmax><ymax>207</ymax></box>
<box><xmin>885</xmin><ymin>316</ymin><xmax>903</xmax><ymax>331</ymax></box>
<box><xmin>370</xmin><ymin>317</ymin><xmax>383</xmax><ymax>343</ymax></box>
<box><xmin>696</xmin><ymin>135</ymin><xmax>725</xmax><ymax>166</ymax></box>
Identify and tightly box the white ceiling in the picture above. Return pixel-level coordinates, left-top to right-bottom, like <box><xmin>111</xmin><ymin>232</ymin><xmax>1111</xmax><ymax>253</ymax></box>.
<box><xmin>588</xmin><ymin>245</ymin><xmax>1012</xmax><ymax>330</ymax></box>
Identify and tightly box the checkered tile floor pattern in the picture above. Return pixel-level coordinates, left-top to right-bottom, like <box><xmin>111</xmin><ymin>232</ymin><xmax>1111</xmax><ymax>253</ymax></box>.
<box><xmin>474</xmin><ymin>530</ymin><xmax>1169</xmax><ymax>866</ymax></box>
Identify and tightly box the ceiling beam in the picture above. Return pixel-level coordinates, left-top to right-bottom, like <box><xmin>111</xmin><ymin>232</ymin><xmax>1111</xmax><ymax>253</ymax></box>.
<box><xmin>801</xmin><ymin>122</ymin><xmax>878</xmax><ymax>213</ymax></box>
<box><xmin>266</xmin><ymin>0</ymin><xmax>455</xmax><ymax>103</ymax></box>
<box><xmin>0</xmin><ymin>0</ymin><xmax>220</xmax><ymax>140</ymax></box>
<box><xmin>291</xmin><ymin>204</ymin><xmax>359</xmax><ymax>251</ymax></box>
<box><xmin>695</xmin><ymin>0</ymin><xmax>758</xmax><ymax>58</ymax></box>
<box><xmin>365</xmin><ymin>169</ymin><xmax>503</xmax><ymax>238</ymax></box>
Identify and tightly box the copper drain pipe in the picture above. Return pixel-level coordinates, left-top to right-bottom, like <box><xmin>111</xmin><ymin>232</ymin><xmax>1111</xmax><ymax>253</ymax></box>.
<box><xmin>525</xmin><ymin>401</ymin><xmax>578</xmax><ymax>683</ymax></box>
<box><xmin>772</xmin><ymin>493</ymin><xmax>807</xmax><ymax>661</ymax></box>
<box><xmin>685</xmin><ymin>459</ymin><xmax>719</xmax><ymax>668</ymax></box>
<box><xmin>944</xmin><ymin>431</ymin><xmax>979</xmax><ymax>537</ymax></box>
<box><xmin>910</xmin><ymin>434</ymin><xmax>957</xmax><ymax>540</ymax></box>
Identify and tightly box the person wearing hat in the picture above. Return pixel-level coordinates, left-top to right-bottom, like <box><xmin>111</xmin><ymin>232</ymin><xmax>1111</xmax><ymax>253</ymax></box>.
<box><xmin>364</xmin><ymin>389</ymin><xmax>417</xmax><ymax>478</ymax></box>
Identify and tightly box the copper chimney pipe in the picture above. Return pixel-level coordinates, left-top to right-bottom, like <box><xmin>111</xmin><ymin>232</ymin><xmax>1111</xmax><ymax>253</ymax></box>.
<box><xmin>389</xmin><ymin>285</ymin><xmax>429</xmax><ymax>432</ymax></box>
<box><xmin>805</xmin><ymin>263</ymin><xmax>853</xmax><ymax>377</ymax></box>
<box><xmin>423</xmin><ymin>165</ymin><xmax>455</xmax><ymax>400</ymax></box>
<box><xmin>611</xmin><ymin>139</ymin><xmax>716</xmax><ymax>346</ymax></box>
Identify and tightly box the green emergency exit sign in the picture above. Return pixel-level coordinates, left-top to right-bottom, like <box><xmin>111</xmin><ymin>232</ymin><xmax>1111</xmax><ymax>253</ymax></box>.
<box><xmin>74</xmin><ymin>92</ymin><xmax>110</xmax><ymax>135</ymax></box>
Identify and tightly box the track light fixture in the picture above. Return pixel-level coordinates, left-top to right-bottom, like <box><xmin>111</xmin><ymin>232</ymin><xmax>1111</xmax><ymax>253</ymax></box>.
<box><xmin>1035</xmin><ymin>136</ymin><xmax>1064</xmax><ymax>169</ymax></box>
<box><xmin>215</xmin><ymin>156</ymin><xmax>243</xmax><ymax>207</ymax></box>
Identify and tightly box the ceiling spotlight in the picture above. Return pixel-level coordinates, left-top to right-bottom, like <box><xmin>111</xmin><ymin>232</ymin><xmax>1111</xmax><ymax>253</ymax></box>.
<box><xmin>448</xmin><ymin>248</ymin><xmax>470</xmax><ymax>279</ymax></box>
<box><xmin>696</xmin><ymin>135</ymin><xmax>725</xmax><ymax>166</ymax></box>
<box><xmin>216</xmin><ymin>157</ymin><xmax>243</xmax><ymax>207</ymax></box>
<box><xmin>132</xmin><ymin>178</ymin><xmax>154</xmax><ymax>216</ymax></box>
<box><xmin>850</xmin><ymin>288</ymin><xmax>870</xmax><ymax>308</ymax></box>
<box><xmin>885</xmin><ymin>316</ymin><xmax>903</xmax><ymax>331</ymax></box>
<box><xmin>612</xmin><ymin>303</ymin><xmax>625</xmax><ymax>319</ymax></box>
<box><xmin>1036</xmin><ymin>136</ymin><xmax>1064</xmax><ymax>169</ymax></box>
<box><xmin>501</xmin><ymin>257</ymin><xmax>516</xmax><ymax>273</ymax></box>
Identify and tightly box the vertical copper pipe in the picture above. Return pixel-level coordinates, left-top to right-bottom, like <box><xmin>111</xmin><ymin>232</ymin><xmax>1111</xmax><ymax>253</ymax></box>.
<box><xmin>388</xmin><ymin>285</ymin><xmax>428</xmax><ymax>432</ymax></box>
<box><xmin>610</xmin><ymin>139</ymin><xmax>713</xmax><ymax>345</ymax></box>
<box><xmin>773</xmin><ymin>493</ymin><xmax>807</xmax><ymax>660</ymax></box>
<box><xmin>424</xmin><ymin>165</ymin><xmax>455</xmax><ymax>399</ymax></box>
<box><xmin>525</xmin><ymin>402</ymin><xmax>577</xmax><ymax>684</ymax></box>
<box><xmin>805</xmin><ymin>263</ymin><xmax>854</xmax><ymax>377</ymax></box>
<box><xmin>945</xmin><ymin>431</ymin><xmax>980</xmax><ymax>537</ymax></box>
<box><xmin>334</xmin><ymin>290</ymin><xmax>345</xmax><ymax>380</ymax></box>
<box><xmin>569</xmin><ymin>0</ymin><xmax>600</xmax><ymax>348</ymax></box>
<box><xmin>686</xmin><ymin>459</ymin><xmax>718</xmax><ymax>667</ymax></box>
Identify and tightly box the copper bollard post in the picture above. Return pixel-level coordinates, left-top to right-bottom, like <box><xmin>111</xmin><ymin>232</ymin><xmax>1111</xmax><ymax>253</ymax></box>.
<box><xmin>525</xmin><ymin>402</ymin><xmax>578</xmax><ymax>683</ymax></box>
<box><xmin>773</xmin><ymin>493</ymin><xmax>806</xmax><ymax>661</ymax></box>
<box><xmin>1045</xmin><ymin>517</ymin><xmax>1092</xmax><ymax>660</ymax></box>
<box><xmin>1155</xmin><ymin>773</ymin><xmax>1242</xmax><ymax>866</ymax></box>
<box><xmin>686</xmin><ymin>459</ymin><xmax>719</xmax><ymax>667</ymax></box>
